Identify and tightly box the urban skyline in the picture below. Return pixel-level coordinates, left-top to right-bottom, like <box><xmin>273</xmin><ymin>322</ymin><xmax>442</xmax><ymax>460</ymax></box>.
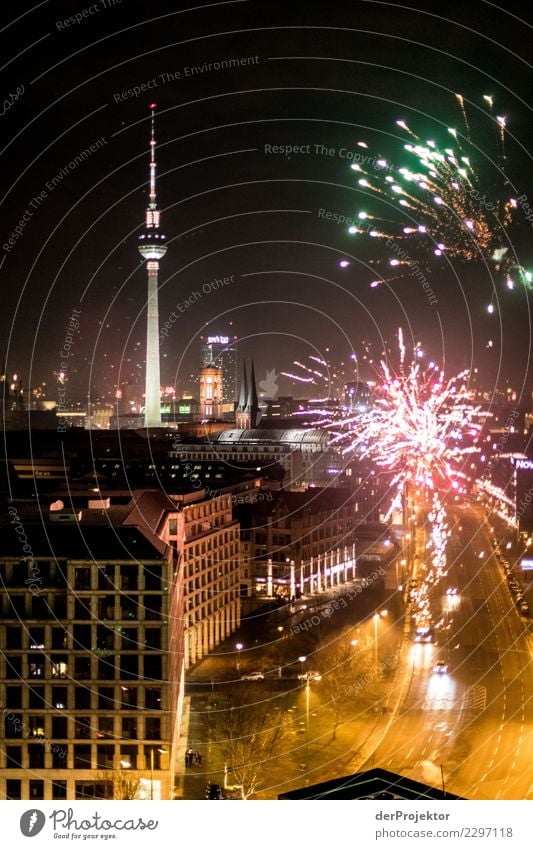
<box><xmin>1</xmin><ymin>0</ymin><xmax>533</xmax><ymax>824</ymax></box>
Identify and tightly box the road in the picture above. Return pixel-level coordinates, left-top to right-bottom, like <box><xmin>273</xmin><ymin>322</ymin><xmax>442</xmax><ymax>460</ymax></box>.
<box><xmin>358</xmin><ymin>506</ymin><xmax>533</xmax><ymax>799</ymax></box>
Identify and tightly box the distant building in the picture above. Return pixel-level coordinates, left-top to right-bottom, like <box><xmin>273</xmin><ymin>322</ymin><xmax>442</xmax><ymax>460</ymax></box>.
<box><xmin>235</xmin><ymin>489</ymin><xmax>396</xmax><ymax>602</ymax></box>
<box><xmin>200</xmin><ymin>334</ymin><xmax>237</xmax><ymax>414</ymax></box>
<box><xmin>199</xmin><ymin>366</ymin><xmax>223</xmax><ymax>420</ymax></box>
<box><xmin>344</xmin><ymin>380</ymin><xmax>371</xmax><ymax>412</ymax></box>
<box><xmin>235</xmin><ymin>361</ymin><xmax>260</xmax><ymax>429</ymax></box>
<box><xmin>170</xmin><ymin>427</ymin><xmax>339</xmax><ymax>491</ymax></box>
<box><xmin>0</xmin><ymin>362</ymin><xmax>24</xmax><ymax>430</ymax></box>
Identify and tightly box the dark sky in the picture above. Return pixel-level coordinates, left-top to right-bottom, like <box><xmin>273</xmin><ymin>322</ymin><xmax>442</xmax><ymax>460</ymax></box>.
<box><xmin>1</xmin><ymin>0</ymin><xmax>532</xmax><ymax>405</ymax></box>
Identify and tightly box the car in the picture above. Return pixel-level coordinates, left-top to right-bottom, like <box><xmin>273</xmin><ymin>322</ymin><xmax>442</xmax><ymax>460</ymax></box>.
<box><xmin>241</xmin><ymin>671</ymin><xmax>264</xmax><ymax>681</ymax></box>
<box><xmin>413</xmin><ymin>626</ymin><xmax>434</xmax><ymax>643</ymax></box>
<box><xmin>432</xmin><ymin>660</ymin><xmax>449</xmax><ymax>674</ymax></box>
<box><xmin>297</xmin><ymin>670</ymin><xmax>322</xmax><ymax>681</ymax></box>
<box><xmin>446</xmin><ymin>587</ymin><xmax>458</xmax><ymax>596</ymax></box>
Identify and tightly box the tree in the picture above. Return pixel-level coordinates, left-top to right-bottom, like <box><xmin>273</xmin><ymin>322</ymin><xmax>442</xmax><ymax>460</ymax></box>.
<box><xmin>207</xmin><ymin>685</ymin><xmax>289</xmax><ymax>799</ymax></box>
<box><xmin>317</xmin><ymin>633</ymin><xmax>375</xmax><ymax>741</ymax></box>
<box><xmin>96</xmin><ymin>769</ymin><xmax>142</xmax><ymax>800</ymax></box>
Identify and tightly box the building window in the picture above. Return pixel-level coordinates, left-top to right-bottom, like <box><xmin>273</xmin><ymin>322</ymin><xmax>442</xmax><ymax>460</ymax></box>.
<box><xmin>144</xmin><ymin>655</ymin><xmax>162</xmax><ymax>681</ymax></box>
<box><xmin>98</xmin><ymin>688</ymin><xmax>115</xmax><ymax>710</ymax></box>
<box><xmin>119</xmin><ymin>597</ymin><xmax>138</xmax><ymax>620</ymax></box>
<box><xmin>97</xmin><ymin>625</ymin><xmax>116</xmax><ymax>651</ymax></box>
<box><xmin>145</xmin><ymin>565</ymin><xmax>162</xmax><ymax>590</ymax></box>
<box><xmin>74</xmin><ymin>625</ymin><xmax>92</xmax><ymax>650</ymax></box>
<box><xmin>52</xmin><ymin>627</ymin><xmax>68</xmax><ymax>649</ymax></box>
<box><xmin>120</xmin><ymin>565</ymin><xmax>138</xmax><ymax>591</ymax></box>
<box><xmin>52</xmin><ymin>687</ymin><xmax>68</xmax><ymax>710</ymax></box>
<box><xmin>145</xmin><ymin>596</ymin><xmax>162</xmax><ymax>620</ymax></box>
<box><xmin>28</xmin><ymin>627</ymin><xmax>45</xmax><ymax>649</ymax></box>
<box><xmin>121</xmin><ymin>717</ymin><xmax>137</xmax><ymax>739</ymax></box>
<box><xmin>75</xmin><ymin>657</ymin><xmax>91</xmax><ymax>680</ymax></box>
<box><xmin>52</xmin><ymin>746</ymin><xmax>68</xmax><ymax>769</ymax></box>
<box><xmin>119</xmin><ymin>656</ymin><xmax>138</xmax><ymax>679</ymax></box>
<box><xmin>98</xmin><ymin>596</ymin><xmax>115</xmax><ymax>620</ymax></box>
<box><xmin>5</xmin><ymin>714</ymin><xmax>22</xmax><ymax>738</ymax></box>
<box><xmin>74</xmin><ymin>745</ymin><xmax>92</xmax><ymax>770</ymax></box>
<box><xmin>119</xmin><ymin>745</ymin><xmax>137</xmax><ymax>769</ymax></box>
<box><xmin>75</xmin><ymin>687</ymin><xmax>92</xmax><ymax>710</ymax></box>
<box><xmin>5</xmin><ymin>745</ymin><xmax>22</xmax><ymax>768</ymax></box>
<box><xmin>51</xmin><ymin>657</ymin><xmax>68</xmax><ymax>679</ymax></box>
<box><xmin>28</xmin><ymin>655</ymin><xmax>45</xmax><ymax>678</ymax></box>
<box><xmin>144</xmin><ymin>628</ymin><xmax>161</xmax><ymax>649</ymax></box>
<box><xmin>120</xmin><ymin>687</ymin><xmax>137</xmax><ymax>710</ymax></box>
<box><xmin>52</xmin><ymin>781</ymin><xmax>67</xmax><ymax>800</ymax></box>
<box><xmin>98</xmin><ymin>566</ymin><xmax>114</xmax><ymax>590</ymax></box>
<box><xmin>28</xmin><ymin>716</ymin><xmax>46</xmax><ymax>739</ymax></box>
<box><xmin>145</xmin><ymin>717</ymin><xmax>161</xmax><ymax>740</ymax></box>
<box><xmin>74</xmin><ymin>567</ymin><xmax>91</xmax><ymax>590</ymax></box>
<box><xmin>5</xmin><ymin>686</ymin><xmax>22</xmax><ymax>708</ymax></box>
<box><xmin>5</xmin><ymin>779</ymin><xmax>21</xmax><ymax>799</ymax></box>
<box><xmin>168</xmin><ymin>518</ymin><xmax>177</xmax><ymax>535</ymax></box>
<box><xmin>76</xmin><ymin>782</ymin><xmax>106</xmax><ymax>800</ymax></box>
<box><xmin>119</xmin><ymin>627</ymin><xmax>137</xmax><ymax>650</ymax></box>
<box><xmin>29</xmin><ymin>780</ymin><xmax>45</xmax><ymax>800</ymax></box>
<box><xmin>52</xmin><ymin>716</ymin><xmax>67</xmax><ymax>739</ymax></box>
<box><xmin>74</xmin><ymin>598</ymin><xmax>92</xmax><ymax>620</ymax></box>
<box><xmin>145</xmin><ymin>688</ymin><xmax>161</xmax><ymax>710</ymax></box>
<box><xmin>52</xmin><ymin>595</ymin><xmax>67</xmax><ymax>618</ymax></box>
<box><xmin>74</xmin><ymin>717</ymin><xmax>91</xmax><ymax>740</ymax></box>
<box><xmin>5</xmin><ymin>627</ymin><xmax>22</xmax><ymax>649</ymax></box>
<box><xmin>28</xmin><ymin>745</ymin><xmax>45</xmax><ymax>769</ymax></box>
<box><xmin>96</xmin><ymin>745</ymin><xmax>114</xmax><ymax>770</ymax></box>
<box><xmin>97</xmin><ymin>716</ymin><xmax>114</xmax><ymax>739</ymax></box>
<box><xmin>98</xmin><ymin>657</ymin><xmax>116</xmax><ymax>681</ymax></box>
<box><xmin>4</xmin><ymin>657</ymin><xmax>22</xmax><ymax>681</ymax></box>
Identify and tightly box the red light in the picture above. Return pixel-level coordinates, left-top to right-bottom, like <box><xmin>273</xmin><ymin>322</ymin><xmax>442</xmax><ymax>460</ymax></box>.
<box><xmin>149</xmin><ymin>103</ymin><xmax>157</xmax><ymax>109</ymax></box>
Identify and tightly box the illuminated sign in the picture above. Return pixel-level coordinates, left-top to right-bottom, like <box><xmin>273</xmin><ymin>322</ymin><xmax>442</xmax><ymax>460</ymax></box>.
<box><xmin>520</xmin><ymin>558</ymin><xmax>533</xmax><ymax>571</ymax></box>
<box><xmin>207</xmin><ymin>335</ymin><xmax>229</xmax><ymax>345</ymax></box>
<box><xmin>515</xmin><ymin>459</ymin><xmax>533</xmax><ymax>470</ymax></box>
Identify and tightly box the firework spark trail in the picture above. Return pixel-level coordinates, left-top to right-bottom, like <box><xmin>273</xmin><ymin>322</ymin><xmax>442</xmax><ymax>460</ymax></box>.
<box><xmin>330</xmin><ymin>346</ymin><xmax>477</xmax><ymax>504</ymax></box>
<box><xmin>346</xmin><ymin>97</ymin><xmax>530</xmax><ymax>294</ymax></box>
<box><xmin>325</xmin><ymin>330</ymin><xmax>487</xmax><ymax>602</ymax></box>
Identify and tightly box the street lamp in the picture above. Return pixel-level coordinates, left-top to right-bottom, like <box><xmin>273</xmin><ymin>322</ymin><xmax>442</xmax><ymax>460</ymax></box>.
<box><xmin>236</xmin><ymin>642</ymin><xmax>243</xmax><ymax>673</ymax></box>
<box><xmin>149</xmin><ymin>746</ymin><xmax>168</xmax><ymax>800</ymax></box>
<box><xmin>373</xmin><ymin>610</ymin><xmax>388</xmax><ymax>677</ymax></box>
<box><xmin>305</xmin><ymin>676</ymin><xmax>310</xmax><ymax>775</ymax></box>
<box><xmin>298</xmin><ymin>655</ymin><xmax>306</xmax><ymax>679</ymax></box>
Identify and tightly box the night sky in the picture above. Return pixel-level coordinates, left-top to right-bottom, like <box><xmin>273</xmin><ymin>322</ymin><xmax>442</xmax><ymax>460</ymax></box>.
<box><xmin>1</xmin><ymin>0</ymin><xmax>532</xmax><ymax>405</ymax></box>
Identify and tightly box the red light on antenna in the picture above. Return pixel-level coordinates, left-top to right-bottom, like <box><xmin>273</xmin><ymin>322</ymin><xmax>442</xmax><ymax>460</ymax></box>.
<box><xmin>149</xmin><ymin>103</ymin><xmax>157</xmax><ymax>109</ymax></box>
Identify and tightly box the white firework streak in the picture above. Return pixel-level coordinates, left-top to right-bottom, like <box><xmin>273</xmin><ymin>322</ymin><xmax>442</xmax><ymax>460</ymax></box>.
<box><xmin>330</xmin><ymin>344</ymin><xmax>477</xmax><ymax>500</ymax></box>
<box><xmin>327</xmin><ymin>332</ymin><xmax>484</xmax><ymax>586</ymax></box>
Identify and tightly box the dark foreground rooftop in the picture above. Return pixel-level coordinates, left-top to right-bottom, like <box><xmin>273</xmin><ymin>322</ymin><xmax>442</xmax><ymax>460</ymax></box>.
<box><xmin>278</xmin><ymin>768</ymin><xmax>465</xmax><ymax>800</ymax></box>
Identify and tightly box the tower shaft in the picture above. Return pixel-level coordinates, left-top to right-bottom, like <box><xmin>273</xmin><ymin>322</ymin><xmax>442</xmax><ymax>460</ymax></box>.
<box><xmin>138</xmin><ymin>103</ymin><xmax>167</xmax><ymax>429</ymax></box>
<box><xmin>145</xmin><ymin>261</ymin><xmax>162</xmax><ymax>427</ymax></box>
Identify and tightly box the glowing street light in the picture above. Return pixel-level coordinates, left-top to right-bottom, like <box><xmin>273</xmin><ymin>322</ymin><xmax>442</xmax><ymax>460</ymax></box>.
<box><xmin>236</xmin><ymin>642</ymin><xmax>244</xmax><ymax>672</ymax></box>
<box><xmin>373</xmin><ymin>610</ymin><xmax>388</xmax><ymax>676</ymax></box>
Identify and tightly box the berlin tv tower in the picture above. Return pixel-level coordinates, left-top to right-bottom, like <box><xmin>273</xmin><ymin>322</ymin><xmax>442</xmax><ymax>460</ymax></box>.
<box><xmin>138</xmin><ymin>103</ymin><xmax>167</xmax><ymax>428</ymax></box>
